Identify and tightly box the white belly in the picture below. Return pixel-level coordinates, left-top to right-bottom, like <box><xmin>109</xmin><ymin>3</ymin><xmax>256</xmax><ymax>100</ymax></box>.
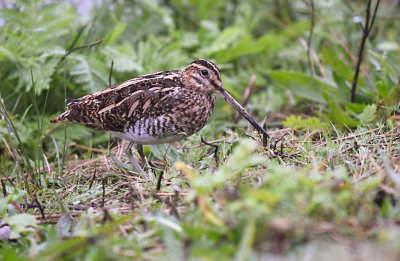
<box><xmin>108</xmin><ymin>116</ymin><xmax>191</xmax><ymax>145</ymax></box>
<box><xmin>109</xmin><ymin>130</ymin><xmax>188</xmax><ymax>145</ymax></box>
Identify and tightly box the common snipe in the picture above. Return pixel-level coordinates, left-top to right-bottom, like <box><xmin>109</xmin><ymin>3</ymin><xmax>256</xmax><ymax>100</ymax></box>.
<box><xmin>50</xmin><ymin>59</ymin><xmax>269</xmax><ymax>179</ymax></box>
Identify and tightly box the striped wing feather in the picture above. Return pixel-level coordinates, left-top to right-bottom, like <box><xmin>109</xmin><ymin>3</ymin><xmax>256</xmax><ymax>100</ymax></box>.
<box><xmin>51</xmin><ymin>70</ymin><xmax>183</xmax><ymax>132</ymax></box>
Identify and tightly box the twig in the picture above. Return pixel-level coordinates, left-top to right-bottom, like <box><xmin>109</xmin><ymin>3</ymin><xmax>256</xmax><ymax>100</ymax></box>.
<box><xmin>201</xmin><ymin>137</ymin><xmax>219</xmax><ymax>167</ymax></box>
<box><xmin>350</xmin><ymin>0</ymin><xmax>381</xmax><ymax>103</ymax></box>
<box><xmin>101</xmin><ymin>177</ymin><xmax>106</xmax><ymax>208</ymax></box>
<box><xmin>69</xmin><ymin>143</ymin><xmax>108</xmax><ymax>154</ymax></box>
<box><xmin>0</xmin><ymin>168</ymin><xmax>15</xmax><ymax>187</ymax></box>
<box><xmin>67</xmin><ymin>25</ymin><xmax>87</xmax><ymax>53</ymax></box>
<box><xmin>234</xmin><ymin>75</ymin><xmax>257</xmax><ymax>123</ymax></box>
<box><xmin>156</xmin><ymin>170</ymin><xmax>164</xmax><ymax>191</ymax></box>
<box><xmin>152</xmin><ymin>190</ymin><xmax>181</xmax><ymax>220</ymax></box>
<box><xmin>315</xmin><ymin>127</ymin><xmax>380</xmax><ymax>147</ymax></box>
<box><xmin>67</xmin><ymin>39</ymin><xmax>103</xmax><ymax>57</ymax></box>
<box><xmin>88</xmin><ymin>168</ymin><xmax>97</xmax><ymax>190</ymax></box>
<box><xmin>1</xmin><ymin>137</ymin><xmax>16</xmax><ymax>163</ymax></box>
<box><xmin>65</xmin><ymin>157</ymin><xmax>105</xmax><ymax>175</ymax></box>
<box><xmin>180</xmin><ymin>133</ymin><xmax>236</xmax><ymax>149</ymax></box>
<box><xmin>263</xmin><ymin>123</ymin><xmax>269</xmax><ymax>147</ymax></box>
<box><xmin>301</xmin><ymin>0</ymin><xmax>369</xmax><ymax>78</ymax></box>
<box><xmin>398</xmin><ymin>59</ymin><xmax>400</xmax><ymax>86</ymax></box>
<box><xmin>42</xmin><ymin>153</ymin><xmax>53</xmax><ymax>178</ymax></box>
<box><xmin>288</xmin><ymin>126</ymin><xmax>398</xmax><ymax>158</ymax></box>
<box><xmin>102</xmin><ymin>208</ymin><xmax>113</xmax><ymax>224</ymax></box>
<box><xmin>307</xmin><ymin>0</ymin><xmax>315</xmax><ymax>76</ymax></box>
<box><xmin>34</xmin><ymin>196</ymin><xmax>45</xmax><ymax>219</ymax></box>
<box><xmin>56</xmin><ymin>25</ymin><xmax>103</xmax><ymax>67</ymax></box>
<box><xmin>10</xmin><ymin>94</ymin><xmax>22</xmax><ymax>116</ymax></box>
<box><xmin>128</xmin><ymin>179</ymin><xmax>136</xmax><ymax>211</ymax></box>
<box><xmin>369</xmin><ymin>1</ymin><xmax>380</xmax><ymax>32</ymax></box>
<box><xmin>1</xmin><ymin>179</ymin><xmax>6</xmax><ymax>196</ymax></box>
<box><xmin>11</xmin><ymin>202</ymin><xmax>24</xmax><ymax>213</ymax></box>
<box><xmin>54</xmin><ymin>25</ymin><xmax>87</xmax><ymax>68</ymax></box>
<box><xmin>172</xmin><ymin>186</ymin><xmax>181</xmax><ymax>220</ymax></box>
<box><xmin>273</xmin><ymin>132</ymin><xmax>290</xmax><ymax>152</ymax></box>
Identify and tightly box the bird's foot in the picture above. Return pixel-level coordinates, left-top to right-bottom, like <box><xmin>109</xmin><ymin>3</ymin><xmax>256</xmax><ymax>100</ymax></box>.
<box><xmin>124</xmin><ymin>142</ymin><xmax>150</xmax><ymax>180</ymax></box>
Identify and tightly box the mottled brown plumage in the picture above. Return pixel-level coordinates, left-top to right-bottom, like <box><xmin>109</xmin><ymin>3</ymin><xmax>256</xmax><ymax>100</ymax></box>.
<box><xmin>50</xmin><ymin>59</ymin><xmax>268</xmax><ymax>178</ymax></box>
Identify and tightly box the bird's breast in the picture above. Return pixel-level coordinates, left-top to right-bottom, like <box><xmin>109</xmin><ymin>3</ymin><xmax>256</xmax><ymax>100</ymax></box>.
<box><xmin>112</xmin><ymin>91</ymin><xmax>216</xmax><ymax>144</ymax></box>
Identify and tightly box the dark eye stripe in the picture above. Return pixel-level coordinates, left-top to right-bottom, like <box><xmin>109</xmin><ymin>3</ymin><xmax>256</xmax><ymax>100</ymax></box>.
<box><xmin>191</xmin><ymin>59</ymin><xmax>221</xmax><ymax>81</ymax></box>
<box><xmin>210</xmin><ymin>79</ymin><xmax>220</xmax><ymax>90</ymax></box>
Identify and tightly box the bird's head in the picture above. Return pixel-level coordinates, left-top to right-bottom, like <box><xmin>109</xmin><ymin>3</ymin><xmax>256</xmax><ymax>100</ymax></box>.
<box><xmin>182</xmin><ymin>59</ymin><xmax>222</xmax><ymax>94</ymax></box>
<box><xmin>182</xmin><ymin>59</ymin><xmax>269</xmax><ymax>138</ymax></box>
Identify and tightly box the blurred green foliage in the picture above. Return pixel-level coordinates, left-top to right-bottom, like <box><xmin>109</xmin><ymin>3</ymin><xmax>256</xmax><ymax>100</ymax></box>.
<box><xmin>0</xmin><ymin>0</ymin><xmax>398</xmax><ymax>141</ymax></box>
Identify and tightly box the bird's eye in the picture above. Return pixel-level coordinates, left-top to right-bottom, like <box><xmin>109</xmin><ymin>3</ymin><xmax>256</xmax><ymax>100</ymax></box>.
<box><xmin>201</xmin><ymin>70</ymin><xmax>208</xmax><ymax>76</ymax></box>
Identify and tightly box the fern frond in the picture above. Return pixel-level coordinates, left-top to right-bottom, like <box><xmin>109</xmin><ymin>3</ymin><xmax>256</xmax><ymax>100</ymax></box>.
<box><xmin>69</xmin><ymin>54</ymin><xmax>108</xmax><ymax>93</ymax></box>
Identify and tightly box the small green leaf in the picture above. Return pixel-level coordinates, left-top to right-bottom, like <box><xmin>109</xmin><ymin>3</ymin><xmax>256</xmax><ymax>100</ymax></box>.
<box><xmin>345</xmin><ymin>103</ymin><xmax>366</xmax><ymax>115</ymax></box>
<box><xmin>358</xmin><ymin>104</ymin><xmax>376</xmax><ymax>124</ymax></box>
<box><xmin>283</xmin><ymin>115</ymin><xmax>329</xmax><ymax>131</ymax></box>
<box><xmin>359</xmin><ymin>175</ymin><xmax>383</xmax><ymax>192</ymax></box>
<box><xmin>376</xmin><ymin>79</ymin><xmax>391</xmax><ymax>99</ymax></box>
<box><xmin>215</xmin><ymin>33</ymin><xmax>282</xmax><ymax>63</ymax></box>
<box><xmin>69</xmin><ymin>54</ymin><xmax>108</xmax><ymax>93</ymax></box>
<box><xmin>56</xmin><ymin>213</ymin><xmax>72</xmax><ymax>239</ymax></box>
<box><xmin>322</xmin><ymin>47</ymin><xmax>352</xmax><ymax>83</ymax></box>
<box><xmin>269</xmin><ymin>71</ymin><xmax>348</xmax><ymax>104</ymax></box>
<box><xmin>197</xmin><ymin>26</ymin><xmax>242</xmax><ymax>56</ymax></box>
<box><xmin>4</xmin><ymin>213</ymin><xmax>37</xmax><ymax>228</ymax></box>
<box><xmin>145</xmin><ymin>216</ymin><xmax>183</xmax><ymax>233</ymax></box>
<box><xmin>102</xmin><ymin>46</ymin><xmax>143</xmax><ymax>73</ymax></box>
<box><xmin>324</xmin><ymin>94</ymin><xmax>359</xmax><ymax>128</ymax></box>
<box><xmin>381</xmin><ymin>85</ymin><xmax>400</xmax><ymax>107</ymax></box>
<box><xmin>322</xmin><ymin>46</ymin><xmax>366</xmax><ymax>87</ymax></box>
<box><xmin>161</xmin><ymin>224</ymin><xmax>184</xmax><ymax>261</ymax></box>
<box><xmin>3</xmin><ymin>213</ymin><xmax>37</xmax><ymax>239</ymax></box>
<box><xmin>104</xmin><ymin>22</ymin><xmax>127</xmax><ymax>45</ymax></box>
<box><xmin>377</xmin><ymin>41</ymin><xmax>399</xmax><ymax>52</ymax></box>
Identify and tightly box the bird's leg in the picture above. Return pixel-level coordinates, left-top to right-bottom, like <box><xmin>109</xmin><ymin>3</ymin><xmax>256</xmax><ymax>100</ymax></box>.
<box><xmin>136</xmin><ymin>144</ymin><xmax>146</xmax><ymax>164</ymax></box>
<box><xmin>125</xmin><ymin>141</ymin><xmax>149</xmax><ymax>180</ymax></box>
<box><xmin>136</xmin><ymin>144</ymin><xmax>159</xmax><ymax>171</ymax></box>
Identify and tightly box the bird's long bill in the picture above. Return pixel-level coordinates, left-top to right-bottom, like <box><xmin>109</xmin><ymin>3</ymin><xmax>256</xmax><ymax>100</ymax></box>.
<box><xmin>217</xmin><ymin>86</ymin><xmax>269</xmax><ymax>138</ymax></box>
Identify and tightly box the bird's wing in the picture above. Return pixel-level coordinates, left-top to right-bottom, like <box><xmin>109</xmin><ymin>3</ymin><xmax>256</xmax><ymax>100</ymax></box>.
<box><xmin>50</xmin><ymin>70</ymin><xmax>184</xmax><ymax>132</ymax></box>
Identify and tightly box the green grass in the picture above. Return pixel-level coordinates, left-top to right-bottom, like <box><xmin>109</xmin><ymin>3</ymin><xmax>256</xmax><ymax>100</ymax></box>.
<box><xmin>0</xmin><ymin>0</ymin><xmax>400</xmax><ymax>260</ymax></box>
<box><xmin>1</xmin><ymin>123</ymin><xmax>399</xmax><ymax>260</ymax></box>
